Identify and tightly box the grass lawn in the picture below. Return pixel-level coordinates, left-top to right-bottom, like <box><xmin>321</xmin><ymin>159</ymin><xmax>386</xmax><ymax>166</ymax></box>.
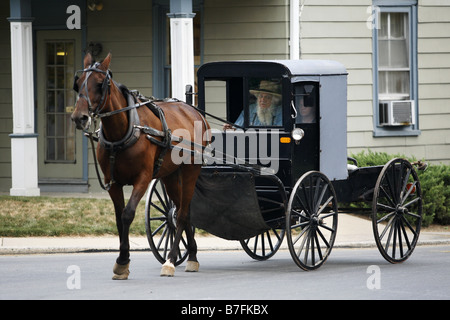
<box><xmin>0</xmin><ymin>195</ymin><xmax>147</xmax><ymax>237</ymax></box>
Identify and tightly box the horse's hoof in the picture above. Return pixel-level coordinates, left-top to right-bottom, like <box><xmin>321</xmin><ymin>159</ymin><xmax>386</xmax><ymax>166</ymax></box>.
<box><xmin>160</xmin><ymin>260</ymin><xmax>175</xmax><ymax>277</ymax></box>
<box><xmin>112</xmin><ymin>262</ymin><xmax>130</xmax><ymax>280</ymax></box>
<box><xmin>185</xmin><ymin>261</ymin><xmax>200</xmax><ymax>272</ymax></box>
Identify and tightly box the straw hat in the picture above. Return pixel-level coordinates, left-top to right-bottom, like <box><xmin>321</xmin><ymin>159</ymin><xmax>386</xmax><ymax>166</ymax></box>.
<box><xmin>249</xmin><ymin>80</ymin><xmax>281</xmax><ymax>97</ymax></box>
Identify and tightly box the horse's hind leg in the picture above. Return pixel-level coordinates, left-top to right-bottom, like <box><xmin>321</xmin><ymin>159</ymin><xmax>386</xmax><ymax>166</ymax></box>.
<box><xmin>160</xmin><ymin>166</ymin><xmax>201</xmax><ymax>276</ymax></box>
<box><xmin>180</xmin><ymin>166</ymin><xmax>201</xmax><ymax>272</ymax></box>
<box><xmin>184</xmin><ymin>223</ymin><xmax>199</xmax><ymax>272</ymax></box>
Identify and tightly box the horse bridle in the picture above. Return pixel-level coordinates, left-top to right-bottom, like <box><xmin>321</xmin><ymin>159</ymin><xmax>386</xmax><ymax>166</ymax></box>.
<box><xmin>73</xmin><ymin>62</ymin><xmax>113</xmax><ymax>118</ymax></box>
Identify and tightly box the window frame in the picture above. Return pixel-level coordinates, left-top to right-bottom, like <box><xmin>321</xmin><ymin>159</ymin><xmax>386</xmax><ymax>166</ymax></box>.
<box><xmin>372</xmin><ymin>1</ymin><xmax>419</xmax><ymax>137</ymax></box>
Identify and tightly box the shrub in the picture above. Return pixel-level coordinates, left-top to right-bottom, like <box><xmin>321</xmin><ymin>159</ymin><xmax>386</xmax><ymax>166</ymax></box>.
<box><xmin>350</xmin><ymin>150</ymin><xmax>450</xmax><ymax>227</ymax></box>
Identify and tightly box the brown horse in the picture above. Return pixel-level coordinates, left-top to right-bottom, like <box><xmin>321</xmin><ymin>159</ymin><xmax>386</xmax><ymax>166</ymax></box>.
<box><xmin>71</xmin><ymin>53</ymin><xmax>209</xmax><ymax>279</ymax></box>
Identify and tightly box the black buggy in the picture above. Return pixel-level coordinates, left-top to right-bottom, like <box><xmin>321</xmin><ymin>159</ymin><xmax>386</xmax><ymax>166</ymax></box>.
<box><xmin>145</xmin><ymin>60</ymin><xmax>425</xmax><ymax>271</ymax></box>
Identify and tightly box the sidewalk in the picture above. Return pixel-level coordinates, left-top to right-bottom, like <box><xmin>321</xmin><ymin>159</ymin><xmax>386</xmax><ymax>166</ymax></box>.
<box><xmin>1</xmin><ymin>214</ymin><xmax>449</xmax><ymax>255</ymax></box>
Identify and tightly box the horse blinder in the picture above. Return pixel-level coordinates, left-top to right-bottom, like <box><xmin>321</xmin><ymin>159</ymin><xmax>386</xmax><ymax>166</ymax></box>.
<box><xmin>73</xmin><ymin>74</ymin><xmax>80</xmax><ymax>92</ymax></box>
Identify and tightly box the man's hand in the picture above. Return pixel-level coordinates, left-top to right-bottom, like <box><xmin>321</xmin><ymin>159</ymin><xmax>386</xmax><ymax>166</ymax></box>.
<box><xmin>223</xmin><ymin>123</ymin><xmax>235</xmax><ymax>131</ymax></box>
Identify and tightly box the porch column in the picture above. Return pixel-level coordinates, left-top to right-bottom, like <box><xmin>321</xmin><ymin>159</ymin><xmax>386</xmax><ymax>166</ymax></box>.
<box><xmin>8</xmin><ymin>0</ymin><xmax>40</xmax><ymax>196</ymax></box>
<box><xmin>168</xmin><ymin>0</ymin><xmax>195</xmax><ymax>101</ymax></box>
<box><xmin>290</xmin><ymin>0</ymin><xmax>300</xmax><ymax>60</ymax></box>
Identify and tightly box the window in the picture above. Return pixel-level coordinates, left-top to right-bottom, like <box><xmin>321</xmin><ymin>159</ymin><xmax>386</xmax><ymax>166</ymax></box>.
<box><xmin>243</xmin><ymin>78</ymin><xmax>283</xmax><ymax>127</ymax></box>
<box><xmin>373</xmin><ymin>2</ymin><xmax>419</xmax><ymax>136</ymax></box>
<box><xmin>378</xmin><ymin>12</ymin><xmax>410</xmax><ymax>101</ymax></box>
<box><xmin>294</xmin><ymin>82</ymin><xmax>319</xmax><ymax>124</ymax></box>
<box><xmin>203</xmin><ymin>77</ymin><xmax>283</xmax><ymax>129</ymax></box>
<box><xmin>45</xmin><ymin>41</ymin><xmax>76</xmax><ymax>162</ymax></box>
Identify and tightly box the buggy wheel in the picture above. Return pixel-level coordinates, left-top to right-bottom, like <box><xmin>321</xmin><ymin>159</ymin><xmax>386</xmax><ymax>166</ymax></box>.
<box><xmin>286</xmin><ymin>171</ymin><xmax>338</xmax><ymax>271</ymax></box>
<box><xmin>240</xmin><ymin>228</ymin><xmax>285</xmax><ymax>261</ymax></box>
<box><xmin>144</xmin><ymin>179</ymin><xmax>191</xmax><ymax>266</ymax></box>
<box><xmin>372</xmin><ymin>158</ymin><xmax>423</xmax><ymax>264</ymax></box>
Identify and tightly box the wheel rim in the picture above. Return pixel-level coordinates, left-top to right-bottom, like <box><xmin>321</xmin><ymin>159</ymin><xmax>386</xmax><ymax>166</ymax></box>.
<box><xmin>144</xmin><ymin>179</ymin><xmax>190</xmax><ymax>266</ymax></box>
<box><xmin>240</xmin><ymin>228</ymin><xmax>285</xmax><ymax>261</ymax></box>
<box><xmin>372</xmin><ymin>158</ymin><xmax>422</xmax><ymax>263</ymax></box>
<box><xmin>286</xmin><ymin>171</ymin><xmax>338</xmax><ymax>271</ymax></box>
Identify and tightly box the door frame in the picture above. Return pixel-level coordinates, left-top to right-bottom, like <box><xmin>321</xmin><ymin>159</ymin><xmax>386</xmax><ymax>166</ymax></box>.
<box><xmin>35</xmin><ymin>30</ymin><xmax>87</xmax><ymax>192</ymax></box>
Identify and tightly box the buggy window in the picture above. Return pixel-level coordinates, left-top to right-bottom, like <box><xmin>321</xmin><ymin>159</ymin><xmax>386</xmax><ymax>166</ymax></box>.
<box><xmin>294</xmin><ymin>82</ymin><xmax>319</xmax><ymax>124</ymax></box>
<box><xmin>202</xmin><ymin>77</ymin><xmax>283</xmax><ymax>130</ymax></box>
<box><xmin>235</xmin><ymin>77</ymin><xmax>283</xmax><ymax>128</ymax></box>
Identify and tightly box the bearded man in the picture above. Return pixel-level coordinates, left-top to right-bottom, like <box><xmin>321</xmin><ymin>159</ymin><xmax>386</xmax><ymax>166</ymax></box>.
<box><xmin>224</xmin><ymin>80</ymin><xmax>282</xmax><ymax>130</ymax></box>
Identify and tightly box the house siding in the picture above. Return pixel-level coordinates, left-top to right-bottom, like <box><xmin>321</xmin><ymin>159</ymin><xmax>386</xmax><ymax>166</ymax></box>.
<box><xmin>203</xmin><ymin>0</ymin><xmax>290</xmax><ymax>62</ymax></box>
<box><xmin>0</xmin><ymin>1</ymin><xmax>12</xmax><ymax>192</ymax></box>
<box><xmin>417</xmin><ymin>0</ymin><xmax>450</xmax><ymax>163</ymax></box>
<box><xmin>300</xmin><ymin>0</ymin><xmax>450</xmax><ymax>164</ymax></box>
<box><xmin>201</xmin><ymin>0</ymin><xmax>290</xmax><ymax>130</ymax></box>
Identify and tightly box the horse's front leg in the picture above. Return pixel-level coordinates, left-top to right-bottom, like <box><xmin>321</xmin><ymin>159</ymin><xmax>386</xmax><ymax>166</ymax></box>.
<box><xmin>112</xmin><ymin>181</ymin><xmax>148</xmax><ymax>280</ymax></box>
<box><xmin>107</xmin><ymin>184</ymin><xmax>129</xmax><ymax>280</ymax></box>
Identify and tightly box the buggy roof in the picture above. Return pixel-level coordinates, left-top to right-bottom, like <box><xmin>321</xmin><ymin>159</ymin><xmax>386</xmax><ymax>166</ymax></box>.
<box><xmin>197</xmin><ymin>60</ymin><xmax>347</xmax><ymax>79</ymax></box>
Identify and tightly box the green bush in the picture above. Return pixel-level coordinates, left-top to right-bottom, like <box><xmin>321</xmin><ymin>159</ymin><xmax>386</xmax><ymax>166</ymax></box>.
<box><xmin>351</xmin><ymin>150</ymin><xmax>450</xmax><ymax>227</ymax></box>
<box><xmin>418</xmin><ymin>165</ymin><xmax>450</xmax><ymax>225</ymax></box>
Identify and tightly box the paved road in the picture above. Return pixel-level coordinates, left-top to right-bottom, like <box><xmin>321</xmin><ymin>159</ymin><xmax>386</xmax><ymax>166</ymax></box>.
<box><xmin>1</xmin><ymin>245</ymin><xmax>449</xmax><ymax>301</ymax></box>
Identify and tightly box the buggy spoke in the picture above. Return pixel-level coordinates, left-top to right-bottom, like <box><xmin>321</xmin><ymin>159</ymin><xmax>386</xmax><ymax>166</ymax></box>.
<box><xmin>401</xmin><ymin>181</ymin><xmax>417</xmax><ymax>204</ymax></box>
<box><xmin>312</xmin><ymin>178</ymin><xmax>322</xmax><ymax>213</ymax></box>
<box><xmin>240</xmin><ymin>227</ymin><xmax>285</xmax><ymax>261</ymax></box>
<box><xmin>316</xmin><ymin>227</ymin><xmax>331</xmax><ymax>249</ymax></box>
<box><xmin>378</xmin><ymin>215</ymin><xmax>395</xmax><ymax>241</ymax></box>
<box><xmin>400</xmin><ymin>216</ymin><xmax>412</xmax><ymax>251</ymax></box>
<box><xmin>376</xmin><ymin>211</ymin><xmax>395</xmax><ymax>224</ymax></box>
<box><xmin>293</xmin><ymin>226</ymin><xmax>310</xmax><ymax>246</ymax></box>
<box><xmin>149</xmin><ymin>202</ymin><xmax>167</xmax><ymax>216</ymax></box>
<box><xmin>379</xmin><ymin>185</ymin><xmax>397</xmax><ymax>209</ymax></box>
<box><xmin>151</xmin><ymin>221</ymin><xmax>167</xmax><ymax>237</ymax></box>
<box><xmin>318</xmin><ymin>223</ymin><xmax>335</xmax><ymax>233</ymax></box>
<box><xmin>377</xmin><ymin>202</ymin><xmax>396</xmax><ymax>213</ymax></box>
<box><xmin>316</xmin><ymin>195</ymin><xmax>333</xmax><ymax>216</ymax></box>
<box><xmin>403</xmin><ymin>197</ymin><xmax>420</xmax><ymax>208</ymax></box>
<box><xmin>154</xmin><ymin>189</ymin><xmax>168</xmax><ymax>211</ymax></box>
<box><xmin>314</xmin><ymin>232</ymin><xmax>324</xmax><ymax>261</ymax></box>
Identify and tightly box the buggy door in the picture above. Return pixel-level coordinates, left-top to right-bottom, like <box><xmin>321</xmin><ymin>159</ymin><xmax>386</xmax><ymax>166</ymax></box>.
<box><xmin>291</xmin><ymin>81</ymin><xmax>320</xmax><ymax>182</ymax></box>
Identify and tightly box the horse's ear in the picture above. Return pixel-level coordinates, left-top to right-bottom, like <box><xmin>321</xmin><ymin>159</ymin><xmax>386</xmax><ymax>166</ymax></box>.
<box><xmin>100</xmin><ymin>53</ymin><xmax>112</xmax><ymax>71</ymax></box>
<box><xmin>84</xmin><ymin>52</ymin><xmax>93</xmax><ymax>68</ymax></box>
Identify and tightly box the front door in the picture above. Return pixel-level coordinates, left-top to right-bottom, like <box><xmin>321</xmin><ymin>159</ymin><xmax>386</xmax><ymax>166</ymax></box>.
<box><xmin>36</xmin><ymin>30</ymin><xmax>85</xmax><ymax>191</ymax></box>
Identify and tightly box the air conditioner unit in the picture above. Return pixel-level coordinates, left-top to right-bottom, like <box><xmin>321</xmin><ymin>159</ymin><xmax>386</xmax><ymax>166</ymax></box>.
<box><xmin>379</xmin><ymin>100</ymin><xmax>415</xmax><ymax>126</ymax></box>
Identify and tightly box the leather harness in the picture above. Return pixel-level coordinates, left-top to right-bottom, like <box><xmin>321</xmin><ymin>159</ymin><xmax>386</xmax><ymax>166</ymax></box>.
<box><xmin>74</xmin><ymin>64</ymin><xmax>207</xmax><ymax>191</ymax></box>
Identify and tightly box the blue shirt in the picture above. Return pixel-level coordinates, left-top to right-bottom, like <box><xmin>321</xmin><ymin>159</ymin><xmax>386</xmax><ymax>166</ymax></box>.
<box><xmin>234</xmin><ymin>104</ymin><xmax>282</xmax><ymax>127</ymax></box>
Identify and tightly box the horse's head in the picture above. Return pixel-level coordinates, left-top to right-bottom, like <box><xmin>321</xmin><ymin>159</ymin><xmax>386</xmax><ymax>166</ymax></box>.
<box><xmin>71</xmin><ymin>52</ymin><xmax>112</xmax><ymax>131</ymax></box>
